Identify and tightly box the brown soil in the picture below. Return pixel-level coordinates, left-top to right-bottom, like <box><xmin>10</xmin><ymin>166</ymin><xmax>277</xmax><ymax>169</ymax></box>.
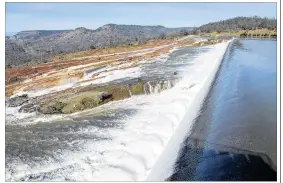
<box><xmin>5</xmin><ymin>36</ymin><xmax>226</xmax><ymax>97</ymax></box>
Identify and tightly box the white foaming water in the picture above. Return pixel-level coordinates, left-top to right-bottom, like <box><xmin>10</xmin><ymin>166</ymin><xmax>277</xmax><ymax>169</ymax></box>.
<box><xmin>79</xmin><ymin>67</ymin><xmax>141</xmax><ymax>87</ymax></box>
<box><xmin>11</xmin><ymin>82</ymin><xmax>76</xmax><ymax>98</ymax></box>
<box><xmin>6</xmin><ymin>105</ymin><xmax>37</xmax><ymax>123</ymax></box>
<box><xmin>10</xmin><ymin>41</ymin><xmax>185</xmax><ymax>98</ymax></box>
<box><xmin>6</xmin><ymin>41</ymin><xmax>231</xmax><ymax>181</ymax></box>
<box><xmin>5</xmin><ymin>104</ymin><xmax>74</xmax><ymax>125</ymax></box>
<box><xmin>11</xmin><ymin>66</ymin><xmax>141</xmax><ymax>98</ymax></box>
<box><xmin>146</xmin><ymin>40</ymin><xmax>232</xmax><ymax>181</ymax></box>
<box><xmin>11</xmin><ymin>42</ymin><xmax>183</xmax><ymax>98</ymax></box>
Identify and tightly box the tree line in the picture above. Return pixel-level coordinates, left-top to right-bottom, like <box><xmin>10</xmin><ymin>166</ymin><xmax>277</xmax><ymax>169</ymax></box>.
<box><xmin>191</xmin><ymin>16</ymin><xmax>277</xmax><ymax>34</ymax></box>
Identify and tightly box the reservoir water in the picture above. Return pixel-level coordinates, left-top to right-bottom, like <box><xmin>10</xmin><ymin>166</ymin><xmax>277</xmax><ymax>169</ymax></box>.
<box><xmin>169</xmin><ymin>39</ymin><xmax>277</xmax><ymax>181</ymax></box>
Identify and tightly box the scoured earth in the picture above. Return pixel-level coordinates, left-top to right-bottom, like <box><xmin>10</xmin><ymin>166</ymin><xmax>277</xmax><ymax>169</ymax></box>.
<box><xmin>6</xmin><ymin>36</ymin><xmax>223</xmax><ymax>115</ymax></box>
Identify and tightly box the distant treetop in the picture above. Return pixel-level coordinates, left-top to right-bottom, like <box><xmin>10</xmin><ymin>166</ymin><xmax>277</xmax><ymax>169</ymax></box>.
<box><xmin>195</xmin><ymin>16</ymin><xmax>277</xmax><ymax>33</ymax></box>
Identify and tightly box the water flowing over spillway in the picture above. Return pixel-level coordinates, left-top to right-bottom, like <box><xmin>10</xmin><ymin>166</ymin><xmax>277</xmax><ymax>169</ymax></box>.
<box><xmin>6</xmin><ymin>41</ymin><xmax>231</xmax><ymax>181</ymax></box>
<box><xmin>167</xmin><ymin>39</ymin><xmax>277</xmax><ymax>181</ymax></box>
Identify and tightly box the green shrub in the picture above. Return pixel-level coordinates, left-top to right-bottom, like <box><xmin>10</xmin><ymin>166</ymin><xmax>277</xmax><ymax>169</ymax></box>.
<box><xmin>45</xmin><ymin>101</ymin><xmax>67</xmax><ymax>114</ymax></box>
<box><xmin>90</xmin><ymin>45</ymin><xmax>96</xmax><ymax>49</ymax></box>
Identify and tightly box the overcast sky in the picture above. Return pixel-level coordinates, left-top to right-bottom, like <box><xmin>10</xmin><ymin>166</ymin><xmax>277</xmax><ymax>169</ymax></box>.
<box><xmin>6</xmin><ymin>2</ymin><xmax>277</xmax><ymax>32</ymax></box>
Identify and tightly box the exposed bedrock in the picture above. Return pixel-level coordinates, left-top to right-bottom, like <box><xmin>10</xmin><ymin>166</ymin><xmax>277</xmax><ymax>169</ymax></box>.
<box><xmin>7</xmin><ymin>94</ymin><xmax>29</xmax><ymax>107</ymax></box>
<box><xmin>17</xmin><ymin>78</ymin><xmax>178</xmax><ymax>114</ymax></box>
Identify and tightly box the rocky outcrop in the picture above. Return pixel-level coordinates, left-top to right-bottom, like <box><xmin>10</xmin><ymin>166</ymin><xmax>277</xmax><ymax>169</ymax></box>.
<box><xmin>37</xmin><ymin>91</ymin><xmax>112</xmax><ymax>114</ymax></box>
<box><xmin>8</xmin><ymin>94</ymin><xmax>29</xmax><ymax>107</ymax></box>
<box><xmin>62</xmin><ymin>92</ymin><xmax>111</xmax><ymax>114</ymax></box>
<box><xmin>19</xmin><ymin>103</ymin><xmax>40</xmax><ymax>113</ymax></box>
<box><xmin>17</xmin><ymin>79</ymin><xmax>177</xmax><ymax>114</ymax></box>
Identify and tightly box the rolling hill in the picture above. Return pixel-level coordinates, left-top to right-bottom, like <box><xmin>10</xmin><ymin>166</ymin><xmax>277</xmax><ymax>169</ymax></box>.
<box><xmin>5</xmin><ymin>24</ymin><xmax>192</xmax><ymax>67</ymax></box>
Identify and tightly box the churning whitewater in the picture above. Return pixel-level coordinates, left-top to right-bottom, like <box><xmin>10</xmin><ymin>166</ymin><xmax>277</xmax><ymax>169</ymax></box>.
<box><xmin>6</xmin><ymin>41</ymin><xmax>231</xmax><ymax>181</ymax></box>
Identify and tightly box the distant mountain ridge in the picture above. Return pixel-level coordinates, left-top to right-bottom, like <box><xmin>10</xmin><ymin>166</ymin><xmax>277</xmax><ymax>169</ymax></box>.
<box><xmin>5</xmin><ymin>16</ymin><xmax>277</xmax><ymax>68</ymax></box>
<box><xmin>14</xmin><ymin>30</ymin><xmax>67</xmax><ymax>39</ymax></box>
<box><xmin>5</xmin><ymin>24</ymin><xmax>192</xmax><ymax>67</ymax></box>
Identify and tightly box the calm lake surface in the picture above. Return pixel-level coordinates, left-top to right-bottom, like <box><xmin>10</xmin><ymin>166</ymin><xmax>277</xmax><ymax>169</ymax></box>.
<box><xmin>170</xmin><ymin>39</ymin><xmax>277</xmax><ymax>181</ymax></box>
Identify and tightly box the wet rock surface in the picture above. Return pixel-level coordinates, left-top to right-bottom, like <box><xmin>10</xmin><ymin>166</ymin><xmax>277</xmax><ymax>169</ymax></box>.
<box><xmin>8</xmin><ymin>94</ymin><xmax>29</xmax><ymax>107</ymax></box>
<box><xmin>39</xmin><ymin>101</ymin><xmax>67</xmax><ymax>114</ymax></box>
<box><xmin>16</xmin><ymin>78</ymin><xmax>177</xmax><ymax>114</ymax></box>
<box><xmin>19</xmin><ymin>103</ymin><xmax>40</xmax><ymax>113</ymax></box>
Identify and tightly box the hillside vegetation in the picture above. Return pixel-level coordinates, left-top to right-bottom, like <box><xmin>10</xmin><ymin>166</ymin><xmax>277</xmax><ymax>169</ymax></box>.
<box><xmin>203</xmin><ymin>28</ymin><xmax>277</xmax><ymax>38</ymax></box>
<box><xmin>194</xmin><ymin>16</ymin><xmax>276</xmax><ymax>33</ymax></box>
<box><xmin>5</xmin><ymin>25</ymin><xmax>192</xmax><ymax>68</ymax></box>
<box><xmin>191</xmin><ymin>16</ymin><xmax>277</xmax><ymax>38</ymax></box>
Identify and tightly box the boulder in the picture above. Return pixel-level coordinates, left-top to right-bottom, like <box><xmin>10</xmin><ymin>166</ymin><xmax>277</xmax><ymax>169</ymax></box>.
<box><xmin>98</xmin><ymin>92</ymin><xmax>112</xmax><ymax>101</ymax></box>
<box><xmin>96</xmin><ymin>85</ymin><xmax>130</xmax><ymax>100</ymax></box>
<box><xmin>61</xmin><ymin>91</ymin><xmax>102</xmax><ymax>113</ymax></box>
<box><xmin>8</xmin><ymin>94</ymin><xmax>29</xmax><ymax>107</ymax></box>
<box><xmin>38</xmin><ymin>91</ymin><xmax>115</xmax><ymax>114</ymax></box>
<box><xmin>19</xmin><ymin>103</ymin><xmax>40</xmax><ymax>113</ymax></box>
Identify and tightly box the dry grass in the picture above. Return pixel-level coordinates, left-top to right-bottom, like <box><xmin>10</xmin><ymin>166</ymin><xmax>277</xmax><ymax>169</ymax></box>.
<box><xmin>52</xmin><ymin>38</ymin><xmax>175</xmax><ymax>61</ymax></box>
